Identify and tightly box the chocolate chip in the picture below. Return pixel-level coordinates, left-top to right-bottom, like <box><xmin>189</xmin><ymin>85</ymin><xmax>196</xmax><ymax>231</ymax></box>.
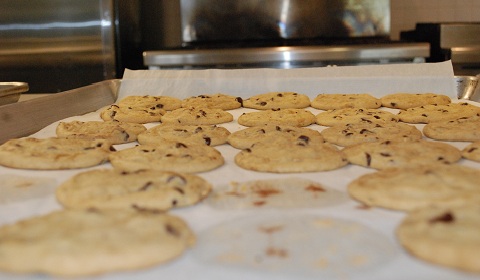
<box><xmin>173</xmin><ymin>187</ymin><xmax>185</xmax><ymax>194</ymax></box>
<box><xmin>365</xmin><ymin>152</ymin><xmax>371</xmax><ymax>166</ymax></box>
<box><xmin>165</xmin><ymin>224</ymin><xmax>181</xmax><ymax>237</ymax></box>
<box><xmin>167</xmin><ymin>175</ymin><xmax>186</xmax><ymax>184</ymax></box>
<box><xmin>176</xmin><ymin>143</ymin><xmax>187</xmax><ymax>148</ymax></box>
<box><xmin>235</xmin><ymin>97</ymin><xmax>243</xmax><ymax>106</ymax></box>
<box><xmin>203</xmin><ymin>137</ymin><xmax>211</xmax><ymax>146</ymax></box>
<box><xmin>138</xmin><ymin>181</ymin><xmax>154</xmax><ymax>191</ymax></box>
<box><xmin>429</xmin><ymin>212</ymin><xmax>455</xmax><ymax>224</ymax></box>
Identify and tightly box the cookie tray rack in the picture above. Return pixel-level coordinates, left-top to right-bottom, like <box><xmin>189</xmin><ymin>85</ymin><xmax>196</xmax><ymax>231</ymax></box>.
<box><xmin>0</xmin><ymin>79</ymin><xmax>119</xmax><ymax>144</ymax></box>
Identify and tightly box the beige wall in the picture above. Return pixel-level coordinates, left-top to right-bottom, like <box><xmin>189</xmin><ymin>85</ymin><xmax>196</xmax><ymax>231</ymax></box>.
<box><xmin>391</xmin><ymin>0</ymin><xmax>480</xmax><ymax>40</ymax></box>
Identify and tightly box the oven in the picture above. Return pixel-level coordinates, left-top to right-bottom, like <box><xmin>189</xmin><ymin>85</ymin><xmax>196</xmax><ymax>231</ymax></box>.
<box><xmin>142</xmin><ymin>0</ymin><xmax>430</xmax><ymax>70</ymax></box>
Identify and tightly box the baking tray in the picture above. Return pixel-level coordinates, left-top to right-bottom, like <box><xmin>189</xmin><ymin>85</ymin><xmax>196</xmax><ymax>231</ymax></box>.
<box><xmin>0</xmin><ymin>79</ymin><xmax>118</xmax><ymax>144</ymax></box>
<box><xmin>0</xmin><ymin>82</ymin><xmax>29</xmax><ymax>106</ymax></box>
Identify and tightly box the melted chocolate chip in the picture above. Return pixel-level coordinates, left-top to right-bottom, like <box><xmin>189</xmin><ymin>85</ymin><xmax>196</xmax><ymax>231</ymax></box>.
<box><xmin>235</xmin><ymin>97</ymin><xmax>243</xmax><ymax>106</ymax></box>
<box><xmin>138</xmin><ymin>181</ymin><xmax>154</xmax><ymax>191</ymax></box>
<box><xmin>165</xmin><ymin>224</ymin><xmax>181</xmax><ymax>237</ymax></box>
<box><xmin>176</xmin><ymin>143</ymin><xmax>187</xmax><ymax>148</ymax></box>
<box><xmin>429</xmin><ymin>212</ymin><xmax>455</xmax><ymax>224</ymax></box>
<box><xmin>365</xmin><ymin>152</ymin><xmax>372</xmax><ymax>166</ymax></box>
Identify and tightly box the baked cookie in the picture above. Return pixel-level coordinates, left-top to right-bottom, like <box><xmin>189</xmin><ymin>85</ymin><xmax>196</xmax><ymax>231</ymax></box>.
<box><xmin>138</xmin><ymin>124</ymin><xmax>230</xmax><ymax>146</ymax></box>
<box><xmin>227</xmin><ymin>124</ymin><xmax>324</xmax><ymax>149</ymax></box>
<box><xmin>0</xmin><ymin>137</ymin><xmax>112</xmax><ymax>170</ymax></box>
<box><xmin>0</xmin><ymin>208</ymin><xmax>195</xmax><ymax>276</ymax></box>
<box><xmin>100</xmin><ymin>104</ymin><xmax>165</xmax><ymax>124</ymax></box>
<box><xmin>321</xmin><ymin>122</ymin><xmax>422</xmax><ymax>147</ymax></box>
<box><xmin>461</xmin><ymin>141</ymin><xmax>480</xmax><ymax>162</ymax></box>
<box><xmin>56</xmin><ymin>169</ymin><xmax>212</xmax><ymax>210</ymax></box>
<box><xmin>238</xmin><ymin>108</ymin><xmax>316</xmax><ymax>127</ymax></box>
<box><xmin>181</xmin><ymin>93</ymin><xmax>243</xmax><ymax>110</ymax></box>
<box><xmin>311</xmin><ymin>93</ymin><xmax>381</xmax><ymax>110</ymax></box>
<box><xmin>342</xmin><ymin>140</ymin><xmax>461</xmax><ymax>169</ymax></box>
<box><xmin>242</xmin><ymin>92</ymin><xmax>310</xmax><ymax>109</ymax></box>
<box><xmin>315</xmin><ymin>108</ymin><xmax>399</xmax><ymax>127</ymax></box>
<box><xmin>160</xmin><ymin>107</ymin><xmax>233</xmax><ymax>125</ymax></box>
<box><xmin>396</xmin><ymin>204</ymin><xmax>480</xmax><ymax>273</ymax></box>
<box><xmin>423</xmin><ymin>115</ymin><xmax>480</xmax><ymax>142</ymax></box>
<box><xmin>397</xmin><ymin>102</ymin><xmax>480</xmax><ymax>124</ymax></box>
<box><xmin>347</xmin><ymin>164</ymin><xmax>480</xmax><ymax>211</ymax></box>
<box><xmin>56</xmin><ymin>120</ymin><xmax>146</xmax><ymax>144</ymax></box>
<box><xmin>117</xmin><ymin>95</ymin><xmax>182</xmax><ymax>111</ymax></box>
<box><xmin>109</xmin><ymin>141</ymin><xmax>224</xmax><ymax>173</ymax></box>
<box><xmin>380</xmin><ymin>93</ymin><xmax>451</xmax><ymax>109</ymax></box>
<box><xmin>234</xmin><ymin>137</ymin><xmax>347</xmax><ymax>173</ymax></box>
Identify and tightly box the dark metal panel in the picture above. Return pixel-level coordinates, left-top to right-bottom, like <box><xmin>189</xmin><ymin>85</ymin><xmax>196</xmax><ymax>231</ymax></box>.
<box><xmin>0</xmin><ymin>0</ymin><xmax>117</xmax><ymax>93</ymax></box>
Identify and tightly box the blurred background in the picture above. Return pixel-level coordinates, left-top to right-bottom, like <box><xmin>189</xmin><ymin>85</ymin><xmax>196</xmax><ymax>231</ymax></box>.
<box><xmin>0</xmin><ymin>0</ymin><xmax>479</xmax><ymax>93</ymax></box>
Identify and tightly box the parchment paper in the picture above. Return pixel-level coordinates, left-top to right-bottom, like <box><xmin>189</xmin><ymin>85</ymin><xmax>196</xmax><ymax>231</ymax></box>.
<box><xmin>119</xmin><ymin>60</ymin><xmax>456</xmax><ymax>100</ymax></box>
<box><xmin>0</xmin><ymin>61</ymin><xmax>479</xmax><ymax>280</ymax></box>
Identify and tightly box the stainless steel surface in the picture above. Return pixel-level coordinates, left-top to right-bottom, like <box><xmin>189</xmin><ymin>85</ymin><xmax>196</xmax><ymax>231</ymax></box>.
<box><xmin>144</xmin><ymin>43</ymin><xmax>429</xmax><ymax>69</ymax></box>
<box><xmin>403</xmin><ymin>23</ymin><xmax>480</xmax><ymax>76</ymax></box>
<box><xmin>0</xmin><ymin>79</ymin><xmax>118</xmax><ymax>144</ymax></box>
<box><xmin>439</xmin><ymin>23</ymin><xmax>480</xmax><ymax>48</ymax></box>
<box><xmin>180</xmin><ymin>0</ymin><xmax>390</xmax><ymax>42</ymax></box>
<box><xmin>455</xmin><ymin>75</ymin><xmax>479</xmax><ymax>100</ymax></box>
<box><xmin>0</xmin><ymin>0</ymin><xmax>140</xmax><ymax>93</ymax></box>
<box><xmin>0</xmin><ymin>82</ymin><xmax>29</xmax><ymax>106</ymax></box>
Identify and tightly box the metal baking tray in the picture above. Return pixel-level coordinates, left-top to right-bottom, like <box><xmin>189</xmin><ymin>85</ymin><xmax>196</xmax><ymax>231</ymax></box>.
<box><xmin>0</xmin><ymin>79</ymin><xmax>118</xmax><ymax>144</ymax></box>
<box><xmin>0</xmin><ymin>82</ymin><xmax>29</xmax><ymax>106</ymax></box>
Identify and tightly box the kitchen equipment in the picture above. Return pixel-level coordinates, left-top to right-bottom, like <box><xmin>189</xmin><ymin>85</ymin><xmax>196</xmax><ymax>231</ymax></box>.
<box><xmin>0</xmin><ymin>0</ymin><xmax>140</xmax><ymax>93</ymax></box>
<box><xmin>401</xmin><ymin>22</ymin><xmax>480</xmax><ymax>76</ymax></box>
<box><xmin>0</xmin><ymin>79</ymin><xmax>118</xmax><ymax>144</ymax></box>
<box><xmin>143</xmin><ymin>0</ymin><xmax>429</xmax><ymax>69</ymax></box>
<box><xmin>0</xmin><ymin>82</ymin><xmax>29</xmax><ymax>106</ymax></box>
<box><xmin>455</xmin><ymin>75</ymin><xmax>479</xmax><ymax>100</ymax></box>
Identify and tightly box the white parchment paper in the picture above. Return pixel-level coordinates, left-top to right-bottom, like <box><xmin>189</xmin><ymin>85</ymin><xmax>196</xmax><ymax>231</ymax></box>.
<box><xmin>0</xmin><ymin>61</ymin><xmax>479</xmax><ymax>280</ymax></box>
<box><xmin>119</xmin><ymin>61</ymin><xmax>456</xmax><ymax>100</ymax></box>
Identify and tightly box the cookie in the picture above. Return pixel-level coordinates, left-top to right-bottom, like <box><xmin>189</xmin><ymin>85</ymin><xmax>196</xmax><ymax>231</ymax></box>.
<box><xmin>347</xmin><ymin>164</ymin><xmax>480</xmax><ymax>211</ymax></box>
<box><xmin>181</xmin><ymin>93</ymin><xmax>243</xmax><ymax>110</ymax></box>
<box><xmin>242</xmin><ymin>92</ymin><xmax>310</xmax><ymax>109</ymax></box>
<box><xmin>100</xmin><ymin>104</ymin><xmax>165</xmax><ymax>124</ymax></box>
<box><xmin>397</xmin><ymin>102</ymin><xmax>480</xmax><ymax>124</ymax></box>
<box><xmin>238</xmin><ymin>108</ymin><xmax>316</xmax><ymax>127</ymax></box>
<box><xmin>56</xmin><ymin>169</ymin><xmax>211</xmax><ymax>210</ymax></box>
<box><xmin>396</xmin><ymin>204</ymin><xmax>480</xmax><ymax>273</ymax></box>
<box><xmin>321</xmin><ymin>122</ymin><xmax>422</xmax><ymax>147</ymax></box>
<box><xmin>138</xmin><ymin>124</ymin><xmax>230</xmax><ymax>147</ymax></box>
<box><xmin>0</xmin><ymin>137</ymin><xmax>112</xmax><ymax>170</ymax></box>
<box><xmin>423</xmin><ymin>115</ymin><xmax>480</xmax><ymax>142</ymax></box>
<box><xmin>109</xmin><ymin>141</ymin><xmax>224</xmax><ymax>173</ymax></box>
<box><xmin>160</xmin><ymin>107</ymin><xmax>233</xmax><ymax>125</ymax></box>
<box><xmin>234</xmin><ymin>137</ymin><xmax>347</xmax><ymax>173</ymax></box>
<box><xmin>0</xmin><ymin>208</ymin><xmax>195</xmax><ymax>276</ymax></box>
<box><xmin>461</xmin><ymin>141</ymin><xmax>480</xmax><ymax>162</ymax></box>
<box><xmin>227</xmin><ymin>124</ymin><xmax>324</xmax><ymax>149</ymax></box>
<box><xmin>380</xmin><ymin>93</ymin><xmax>451</xmax><ymax>109</ymax></box>
<box><xmin>117</xmin><ymin>95</ymin><xmax>182</xmax><ymax>111</ymax></box>
<box><xmin>311</xmin><ymin>93</ymin><xmax>381</xmax><ymax>110</ymax></box>
<box><xmin>315</xmin><ymin>108</ymin><xmax>399</xmax><ymax>127</ymax></box>
<box><xmin>56</xmin><ymin>120</ymin><xmax>146</xmax><ymax>144</ymax></box>
<box><xmin>342</xmin><ymin>140</ymin><xmax>462</xmax><ymax>169</ymax></box>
